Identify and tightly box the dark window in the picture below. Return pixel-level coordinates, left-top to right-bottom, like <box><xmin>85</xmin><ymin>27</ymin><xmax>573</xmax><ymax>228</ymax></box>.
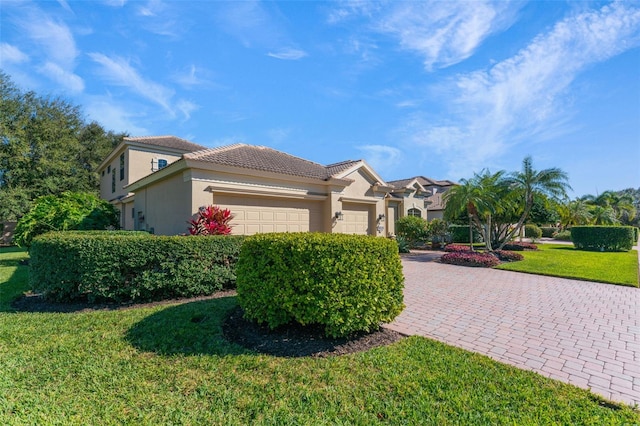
<box><xmin>101</xmin><ymin>170</ymin><xmax>104</xmax><ymax>177</ymax></box>
<box><xmin>158</xmin><ymin>159</ymin><xmax>168</xmax><ymax>169</ymax></box>
<box><xmin>132</xmin><ymin>208</ymin><xmax>135</xmax><ymax>218</ymax></box>
<box><xmin>107</xmin><ymin>165</ymin><xmax>111</xmax><ymax>173</ymax></box>
<box><xmin>119</xmin><ymin>153</ymin><xmax>125</xmax><ymax>181</ymax></box>
<box><xmin>111</xmin><ymin>170</ymin><xmax>116</xmax><ymax>193</ymax></box>
<box><xmin>408</xmin><ymin>208</ymin><xmax>422</xmax><ymax>218</ymax></box>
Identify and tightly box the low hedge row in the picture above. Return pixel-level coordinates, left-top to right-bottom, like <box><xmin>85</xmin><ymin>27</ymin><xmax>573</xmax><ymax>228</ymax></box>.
<box><xmin>571</xmin><ymin>226</ymin><xmax>635</xmax><ymax>252</ymax></box>
<box><xmin>236</xmin><ymin>233</ymin><xmax>405</xmax><ymax>338</ymax></box>
<box><xmin>29</xmin><ymin>232</ymin><xmax>245</xmax><ymax>302</ymax></box>
<box><xmin>541</xmin><ymin>227</ymin><xmax>559</xmax><ymax>238</ymax></box>
<box><xmin>501</xmin><ymin>242</ymin><xmax>538</xmax><ymax>251</ymax></box>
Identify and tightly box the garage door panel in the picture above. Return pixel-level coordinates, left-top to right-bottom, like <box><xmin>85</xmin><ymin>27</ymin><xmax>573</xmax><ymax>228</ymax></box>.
<box><xmin>342</xmin><ymin>202</ymin><xmax>371</xmax><ymax>235</ymax></box>
<box><xmin>214</xmin><ymin>194</ymin><xmax>323</xmax><ymax>235</ymax></box>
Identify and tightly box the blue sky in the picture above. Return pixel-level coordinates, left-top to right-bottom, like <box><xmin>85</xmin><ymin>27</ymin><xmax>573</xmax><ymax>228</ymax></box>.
<box><xmin>1</xmin><ymin>1</ymin><xmax>639</xmax><ymax>197</ymax></box>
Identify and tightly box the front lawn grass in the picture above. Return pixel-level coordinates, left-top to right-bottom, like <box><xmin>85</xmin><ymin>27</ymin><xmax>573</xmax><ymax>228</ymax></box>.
<box><xmin>496</xmin><ymin>243</ymin><xmax>639</xmax><ymax>287</ymax></box>
<box><xmin>1</xmin><ymin>247</ymin><xmax>638</xmax><ymax>424</ymax></box>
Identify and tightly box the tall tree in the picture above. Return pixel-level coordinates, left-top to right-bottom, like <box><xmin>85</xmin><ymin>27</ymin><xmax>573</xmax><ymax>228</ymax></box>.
<box><xmin>497</xmin><ymin>156</ymin><xmax>571</xmax><ymax>249</ymax></box>
<box><xmin>444</xmin><ymin>169</ymin><xmax>506</xmax><ymax>251</ymax></box>
<box><xmin>0</xmin><ymin>72</ymin><xmax>125</xmax><ymax>221</ymax></box>
<box><xmin>558</xmin><ymin>199</ymin><xmax>592</xmax><ymax>229</ymax></box>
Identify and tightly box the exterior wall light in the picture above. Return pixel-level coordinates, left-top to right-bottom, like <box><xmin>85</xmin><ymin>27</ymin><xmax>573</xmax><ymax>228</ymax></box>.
<box><xmin>334</xmin><ymin>211</ymin><xmax>344</xmax><ymax>221</ymax></box>
<box><xmin>377</xmin><ymin>213</ymin><xmax>385</xmax><ymax>221</ymax></box>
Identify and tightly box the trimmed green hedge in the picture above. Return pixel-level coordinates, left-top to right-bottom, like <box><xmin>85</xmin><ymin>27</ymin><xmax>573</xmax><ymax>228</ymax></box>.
<box><xmin>236</xmin><ymin>233</ymin><xmax>405</xmax><ymax>338</ymax></box>
<box><xmin>448</xmin><ymin>225</ymin><xmax>481</xmax><ymax>243</ymax></box>
<box><xmin>524</xmin><ymin>224</ymin><xmax>542</xmax><ymax>240</ymax></box>
<box><xmin>541</xmin><ymin>227</ymin><xmax>559</xmax><ymax>238</ymax></box>
<box><xmin>29</xmin><ymin>231</ymin><xmax>245</xmax><ymax>302</ymax></box>
<box><xmin>571</xmin><ymin>226</ymin><xmax>635</xmax><ymax>252</ymax></box>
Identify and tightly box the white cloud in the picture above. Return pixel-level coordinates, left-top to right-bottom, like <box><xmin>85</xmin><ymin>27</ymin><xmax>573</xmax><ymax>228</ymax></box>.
<box><xmin>330</xmin><ymin>1</ymin><xmax>519</xmax><ymax>70</ymax></box>
<box><xmin>85</xmin><ymin>97</ymin><xmax>148</xmax><ymax>135</ymax></box>
<box><xmin>103</xmin><ymin>0</ymin><xmax>127</xmax><ymax>7</ymax></box>
<box><xmin>176</xmin><ymin>99</ymin><xmax>198</xmax><ymax>121</ymax></box>
<box><xmin>267</xmin><ymin>127</ymin><xmax>291</xmax><ymax>144</ymax></box>
<box><xmin>400</xmin><ymin>2</ymin><xmax>640</xmax><ymax>176</ymax></box>
<box><xmin>89</xmin><ymin>53</ymin><xmax>175</xmax><ymax>113</ymax></box>
<box><xmin>0</xmin><ymin>43</ymin><xmax>29</xmax><ymax>64</ymax></box>
<box><xmin>357</xmin><ymin>145</ymin><xmax>403</xmax><ymax>176</ymax></box>
<box><xmin>267</xmin><ymin>48</ymin><xmax>308</xmax><ymax>60</ymax></box>
<box><xmin>39</xmin><ymin>62</ymin><xmax>84</xmax><ymax>93</ymax></box>
<box><xmin>21</xmin><ymin>14</ymin><xmax>78</xmax><ymax>68</ymax></box>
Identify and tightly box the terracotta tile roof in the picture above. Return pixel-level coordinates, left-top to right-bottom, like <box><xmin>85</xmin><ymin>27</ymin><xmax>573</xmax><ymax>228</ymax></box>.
<box><xmin>388</xmin><ymin>175</ymin><xmax>456</xmax><ymax>189</ymax></box>
<box><xmin>124</xmin><ymin>135</ymin><xmax>206</xmax><ymax>152</ymax></box>
<box><xmin>325</xmin><ymin>160</ymin><xmax>361</xmax><ymax>176</ymax></box>
<box><xmin>185</xmin><ymin>144</ymin><xmax>335</xmax><ymax>180</ymax></box>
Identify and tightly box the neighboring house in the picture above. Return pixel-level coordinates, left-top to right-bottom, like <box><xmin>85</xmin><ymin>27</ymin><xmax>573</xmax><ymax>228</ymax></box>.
<box><xmin>386</xmin><ymin>176</ymin><xmax>456</xmax><ymax>223</ymax></box>
<box><xmin>98</xmin><ymin>136</ymin><xmax>454</xmax><ymax>237</ymax></box>
<box><xmin>97</xmin><ymin>136</ymin><xmax>206</xmax><ymax>230</ymax></box>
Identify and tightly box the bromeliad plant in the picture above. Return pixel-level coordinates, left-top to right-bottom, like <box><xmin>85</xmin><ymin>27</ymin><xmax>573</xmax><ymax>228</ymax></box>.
<box><xmin>188</xmin><ymin>206</ymin><xmax>234</xmax><ymax>236</ymax></box>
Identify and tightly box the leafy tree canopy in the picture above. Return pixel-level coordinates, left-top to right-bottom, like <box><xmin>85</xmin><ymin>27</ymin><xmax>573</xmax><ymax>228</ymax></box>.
<box><xmin>0</xmin><ymin>71</ymin><xmax>126</xmax><ymax>221</ymax></box>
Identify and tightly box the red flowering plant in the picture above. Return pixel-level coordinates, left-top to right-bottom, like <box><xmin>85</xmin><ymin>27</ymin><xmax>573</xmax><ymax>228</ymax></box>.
<box><xmin>501</xmin><ymin>242</ymin><xmax>538</xmax><ymax>251</ymax></box>
<box><xmin>443</xmin><ymin>244</ymin><xmax>473</xmax><ymax>252</ymax></box>
<box><xmin>440</xmin><ymin>251</ymin><xmax>500</xmax><ymax>268</ymax></box>
<box><xmin>188</xmin><ymin>206</ymin><xmax>234</xmax><ymax>235</ymax></box>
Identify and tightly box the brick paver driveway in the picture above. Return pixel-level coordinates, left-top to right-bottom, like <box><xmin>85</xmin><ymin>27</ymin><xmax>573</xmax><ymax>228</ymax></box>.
<box><xmin>385</xmin><ymin>252</ymin><xmax>640</xmax><ymax>407</ymax></box>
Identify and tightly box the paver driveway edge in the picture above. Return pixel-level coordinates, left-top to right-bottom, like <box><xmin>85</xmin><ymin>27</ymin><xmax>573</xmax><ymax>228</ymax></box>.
<box><xmin>385</xmin><ymin>253</ymin><xmax>640</xmax><ymax>407</ymax></box>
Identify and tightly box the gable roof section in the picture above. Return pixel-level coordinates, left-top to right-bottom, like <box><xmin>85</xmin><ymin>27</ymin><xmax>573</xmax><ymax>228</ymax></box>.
<box><xmin>124</xmin><ymin>135</ymin><xmax>206</xmax><ymax>152</ymax></box>
<box><xmin>388</xmin><ymin>175</ymin><xmax>456</xmax><ymax>189</ymax></box>
<box><xmin>185</xmin><ymin>144</ymin><xmax>333</xmax><ymax>180</ymax></box>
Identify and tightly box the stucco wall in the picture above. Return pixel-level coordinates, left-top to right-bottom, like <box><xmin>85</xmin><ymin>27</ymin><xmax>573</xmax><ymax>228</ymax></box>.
<box><xmin>134</xmin><ymin>172</ymin><xmax>191</xmax><ymax>235</ymax></box>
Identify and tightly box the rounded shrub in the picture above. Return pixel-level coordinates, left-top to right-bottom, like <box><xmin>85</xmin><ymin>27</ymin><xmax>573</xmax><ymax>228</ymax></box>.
<box><xmin>554</xmin><ymin>230</ymin><xmax>572</xmax><ymax>241</ymax></box>
<box><xmin>524</xmin><ymin>224</ymin><xmax>542</xmax><ymax>241</ymax></box>
<box><xmin>395</xmin><ymin>216</ymin><xmax>429</xmax><ymax>248</ymax></box>
<box><xmin>236</xmin><ymin>233</ymin><xmax>405</xmax><ymax>338</ymax></box>
<box><xmin>541</xmin><ymin>227</ymin><xmax>559</xmax><ymax>238</ymax></box>
<box><xmin>571</xmin><ymin>226</ymin><xmax>634</xmax><ymax>252</ymax></box>
<box><xmin>14</xmin><ymin>191</ymin><xmax>119</xmax><ymax>247</ymax></box>
<box><xmin>494</xmin><ymin>250</ymin><xmax>524</xmax><ymax>262</ymax></box>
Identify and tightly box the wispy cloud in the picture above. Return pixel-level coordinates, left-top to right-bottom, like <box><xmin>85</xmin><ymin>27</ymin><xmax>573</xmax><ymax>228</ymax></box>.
<box><xmin>89</xmin><ymin>53</ymin><xmax>175</xmax><ymax>113</ymax></box>
<box><xmin>103</xmin><ymin>0</ymin><xmax>127</xmax><ymax>7</ymax></box>
<box><xmin>85</xmin><ymin>96</ymin><xmax>148</xmax><ymax>135</ymax></box>
<box><xmin>17</xmin><ymin>9</ymin><xmax>85</xmax><ymax>93</ymax></box>
<box><xmin>267</xmin><ymin>48</ymin><xmax>308</xmax><ymax>60</ymax></box>
<box><xmin>173</xmin><ymin>65</ymin><xmax>214</xmax><ymax>89</ymax></box>
<box><xmin>39</xmin><ymin>62</ymin><xmax>84</xmax><ymax>93</ymax></box>
<box><xmin>267</xmin><ymin>127</ymin><xmax>291</xmax><ymax>144</ymax></box>
<box><xmin>399</xmin><ymin>2</ymin><xmax>640</xmax><ymax>176</ymax></box>
<box><xmin>0</xmin><ymin>43</ymin><xmax>29</xmax><ymax>64</ymax></box>
<box><xmin>357</xmin><ymin>144</ymin><xmax>403</xmax><ymax>177</ymax></box>
<box><xmin>176</xmin><ymin>99</ymin><xmax>198</xmax><ymax>121</ymax></box>
<box><xmin>329</xmin><ymin>1</ymin><xmax>519</xmax><ymax>70</ymax></box>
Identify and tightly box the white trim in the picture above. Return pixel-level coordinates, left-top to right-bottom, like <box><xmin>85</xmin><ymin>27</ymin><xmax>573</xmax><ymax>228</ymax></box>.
<box><xmin>205</xmin><ymin>184</ymin><xmax>327</xmax><ymax>200</ymax></box>
<box><xmin>339</xmin><ymin>196</ymin><xmax>379</xmax><ymax>205</ymax></box>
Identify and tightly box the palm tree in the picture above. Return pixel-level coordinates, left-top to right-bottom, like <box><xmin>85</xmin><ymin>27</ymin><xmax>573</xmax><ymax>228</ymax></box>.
<box><xmin>558</xmin><ymin>199</ymin><xmax>592</xmax><ymax>229</ymax></box>
<box><xmin>444</xmin><ymin>169</ymin><xmax>505</xmax><ymax>251</ymax></box>
<box><xmin>583</xmin><ymin>191</ymin><xmax>636</xmax><ymax>224</ymax></box>
<box><xmin>589</xmin><ymin>205</ymin><xmax>619</xmax><ymax>225</ymax></box>
<box><xmin>498</xmin><ymin>156</ymin><xmax>571</xmax><ymax>249</ymax></box>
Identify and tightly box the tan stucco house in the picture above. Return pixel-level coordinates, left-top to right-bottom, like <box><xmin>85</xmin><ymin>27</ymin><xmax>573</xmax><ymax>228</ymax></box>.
<box><xmin>386</xmin><ymin>176</ymin><xmax>456</xmax><ymax>223</ymax></box>
<box><xmin>97</xmin><ymin>136</ymin><xmax>453</xmax><ymax>236</ymax></box>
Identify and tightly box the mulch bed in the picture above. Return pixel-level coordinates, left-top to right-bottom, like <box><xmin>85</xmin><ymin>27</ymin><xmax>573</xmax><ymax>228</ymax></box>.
<box><xmin>222</xmin><ymin>305</ymin><xmax>405</xmax><ymax>358</ymax></box>
<box><xmin>11</xmin><ymin>291</ymin><xmax>405</xmax><ymax>358</ymax></box>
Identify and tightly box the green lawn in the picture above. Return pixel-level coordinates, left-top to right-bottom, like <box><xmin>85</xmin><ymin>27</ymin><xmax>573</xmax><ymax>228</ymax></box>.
<box><xmin>1</xmin><ymin>248</ymin><xmax>638</xmax><ymax>424</ymax></box>
<box><xmin>496</xmin><ymin>243</ymin><xmax>639</xmax><ymax>287</ymax></box>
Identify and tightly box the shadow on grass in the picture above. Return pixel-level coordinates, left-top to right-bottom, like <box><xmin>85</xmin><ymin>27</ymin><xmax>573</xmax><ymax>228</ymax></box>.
<box><xmin>125</xmin><ymin>297</ymin><xmax>249</xmax><ymax>357</ymax></box>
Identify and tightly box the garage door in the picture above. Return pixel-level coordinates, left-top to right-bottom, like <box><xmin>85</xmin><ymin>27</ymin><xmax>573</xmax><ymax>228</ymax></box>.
<box><xmin>342</xmin><ymin>202</ymin><xmax>372</xmax><ymax>235</ymax></box>
<box><xmin>213</xmin><ymin>194</ymin><xmax>323</xmax><ymax>235</ymax></box>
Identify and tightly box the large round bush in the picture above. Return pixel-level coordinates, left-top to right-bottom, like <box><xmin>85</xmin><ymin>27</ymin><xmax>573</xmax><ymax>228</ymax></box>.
<box><xmin>14</xmin><ymin>191</ymin><xmax>119</xmax><ymax>247</ymax></box>
<box><xmin>236</xmin><ymin>233</ymin><xmax>405</xmax><ymax>338</ymax></box>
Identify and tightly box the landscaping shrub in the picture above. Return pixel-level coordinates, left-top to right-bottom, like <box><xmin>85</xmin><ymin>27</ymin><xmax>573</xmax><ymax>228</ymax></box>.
<box><xmin>395</xmin><ymin>216</ymin><xmax>429</xmax><ymax>248</ymax></box>
<box><xmin>236</xmin><ymin>233</ymin><xmax>405</xmax><ymax>338</ymax></box>
<box><xmin>448</xmin><ymin>224</ymin><xmax>481</xmax><ymax>243</ymax></box>
<box><xmin>14</xmin><ymin>192</ymin><xmax>119</xmax><ymax>247</ymax></box>
<box><xmin>395</xmin><ymin>235</ymin><xmax>410</xmax><ymax>253</ymax></box>
<box><xmin>428</xmin><ymin>219</ymin><xmax>448</xmax><ymax>246</ymax></box>
<box><xmin>440</xmin><ymin>251</ymin><xmax>500</xmax><ymax>268</ymax></box>
<box><xmin>444</xmin><ymin>244</ymin><xmax>472</xmax><ymax>252</ymax></box>
<box><xmin>541</xmin><ymin>227</ymin><xmax>559</xmax><ymax>238</ymax></box>
<box><xmin>524</xmin><ymin>224</ymin><xmax>542</xmax><ymax>241</ymax></box>
<box><xmin>29</xmin><ymin>231</ymin><xmax>245</xmax><ymax>302</ymax></box>
<box><xmin>571</xmin><ymin>226</ymin><xmax>635</xmax><ymax>252</ymax></box>
<box><xmin>494</xmin><ymin>250</ymin><xmax>524</xmax><ymax>262</ymax></box>
<box><xmin>188</xmin><ymin>205</ymin><xmax>233</xmax><ymax>235</ymax></box>
<box><xmin>501</xmin><ymin>242</ymin><xmax>539</xmax><ymax>251</ymax></box>
<box><xmin>554</xmin><ymin>230</ymin><xmax>572</xmax><ymax>241</ymax></box>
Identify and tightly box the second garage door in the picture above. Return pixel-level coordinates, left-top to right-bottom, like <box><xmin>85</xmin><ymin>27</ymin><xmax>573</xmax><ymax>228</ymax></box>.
<box><xmin>342</xmin><ymin>202</ymin><xmax>372</xmax><ymax>235</ymax></box>
<box><xmin>213</xmin><ymin>194</ymin><xmax>323</xmax><ymax>235</ymax></box>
